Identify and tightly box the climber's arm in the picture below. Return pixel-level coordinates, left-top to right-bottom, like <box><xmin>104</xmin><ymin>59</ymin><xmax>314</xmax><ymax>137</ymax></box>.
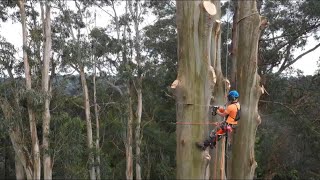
<box><xmin>216</xmin><ymin>106</ymin><xmax>230</xmax><ymax>117</ymax></box>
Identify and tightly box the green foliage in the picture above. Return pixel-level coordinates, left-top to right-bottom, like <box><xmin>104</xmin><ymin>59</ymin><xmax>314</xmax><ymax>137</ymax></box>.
<box><xmin>90</xmin><ymin>27</ymin><xmax>121</xmax><ymax>58</ymax></box>
<box><xmin>256</xmin><ymin>74</ymin><xmax>320</xmax><ymax>179</ymax></box>
<box><xmin>259</xmin><ymin>0</ymin><xmax>320</xmax><ymax>75</ymax></box>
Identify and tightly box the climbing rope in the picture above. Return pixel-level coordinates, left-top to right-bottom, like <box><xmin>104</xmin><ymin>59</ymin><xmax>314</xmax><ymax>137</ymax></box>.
<box><xmin>224</xmin><ymin>0</ymin><xmax>232</xmax><ymax>97</ymax></box>
<box><xmin>223</xmin><ymin>1</ymin><xmax>232</xmax><ymax>179</ymax></box>
<box><xmin>175</xmin><ymin>121</ymin><xmax>219</xmax><ymax>126</ymax></box>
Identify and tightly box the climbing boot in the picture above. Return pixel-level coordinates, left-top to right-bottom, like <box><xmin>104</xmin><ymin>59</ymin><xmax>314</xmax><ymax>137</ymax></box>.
<box><xmin>209</xmin><ymin>141</ymin><xmax>216</xmax><ymax>149</ymax></box>
<box><xmin>195</xmin><ymin>142</ymin><xmax>206</xmax><ymax>151</ymax></box>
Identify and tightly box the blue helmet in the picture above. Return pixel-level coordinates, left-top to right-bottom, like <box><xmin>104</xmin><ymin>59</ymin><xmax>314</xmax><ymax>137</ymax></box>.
<box><xmin>228</xmin><ymin>90</ymin><xmax>239</xmax><ymax>101</ymax></box>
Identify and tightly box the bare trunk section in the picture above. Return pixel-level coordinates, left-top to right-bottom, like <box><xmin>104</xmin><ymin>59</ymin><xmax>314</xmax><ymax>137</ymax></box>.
<box><xmin>80</xmin><ymin>66</ymin><xmax>96</xmax><ymax>180</ymax></box>
<box><xmin>208</xmin><ymin>1</ymin><xmax>227</xmax><ymax>179</ymax></box>
<box><xmin>135</xmin><ymin>87</ymin><xmax>142</xmax><ymax>180</ymax></box>
<box><xmin>175</xmin><ymin>1</ymin><xmax>217</xmax><ymax>179</ymax></box>
<box><xmin>227</xmin><ymin>1</ymin><xmax>239</xmax><ymax>176</ymax></box>
<box><xmin>230</xmin><ymin>1</ymin><xmax>263</xmax><ymax>179</ymax></box>
<box><xmin>18</xmin><ymin>0</ymin><xmax>41</xmax><ymax>179</ymax></box>
<box><xmin>41</xmin><ymin>2</ymin><xmax>52</xmax><ymax>179</ymax></box>
<box><xmin>123</xmin><ymin>2</ymin><xmax>133</xmax><ymax>179</ymax></box>
<box><xmin>0</xmin><ymin>99</ymin><xmax>33</xmax><ymax>180</ymax></box>
<box><xmin>93</xmin><ymin>55</ymin><xmax>101</xmax><ymax>180</ymax></box>
<box><xmin>125</xmin><ymin>84</ymin><xmax>134</xmax><ymax>180</ymax></box>
<box><xmin>129</xmin><ymin>0</ymin><xmax>143</xmax><ymax>179</ymax></box>
<box><xmin>15</xmin><ymin>154</ymin><xmax>25</xmax><ymax>180</ymax></box>
<box><xmin>230</xmin><ymin>0</ymin><xmax>239</xmax><ymax>88</ymax></box>
<box><xmin>9</xmin><ymin>129</ymin><xmax>34</xmax><ymax>180</ymax></box>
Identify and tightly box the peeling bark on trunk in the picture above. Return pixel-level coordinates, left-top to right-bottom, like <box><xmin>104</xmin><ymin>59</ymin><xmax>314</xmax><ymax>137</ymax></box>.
<box><xmin>41</xmin><ymin>2</ymin><xmax>52</xmax><ymax>179</ymax></box>
<box><xmin>18</xmin><ymin>0</ymin><xmax>41</xmax><ymax>179</ymax></box>
<box><xmin>230</xmin><ymin>1</ymin><xmax>263</xmax><ymax>179</ymax></box>
<box><xmin>175</xmin><ymin>1</ymin><xmax>218</xmax><ymax>179</ymax></box>
<box><xmin>80</xmin><ymin>66</ymin><xmax>96</xmax><ymax>180</ymax></box>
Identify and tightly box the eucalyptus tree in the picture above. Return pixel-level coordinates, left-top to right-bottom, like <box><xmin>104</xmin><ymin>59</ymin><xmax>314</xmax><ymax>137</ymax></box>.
<box><xmin>229</xmin><ymin>0</ymin><xmax>266</xmax><ymax>179</ymax></box>
<box><xmin>40</xmin><ymin>1</ymin><xmax>53</xmax><ymax>179</ymax></box>
<box><xmin>96</xmin><ymin>1</ymin><xmax>134</xmax><ymax>178</ymax></box>
<box><xmin>0</xmin><ymin>36</ymin><xmax>32</xmax><ymax>179</ymax></box>
<box><xmin>0</xmin><ymin>0</ymin><xmax>55</xmax><ymax>178</ymax></box>
<box><xmin>173</xmin><ymin>1</ymin><xmax>228</xmax><ymax>179</ymax></box>
<box><xmin>54</xmin><ymin>0</ymin><xmax>96</xmax><ymax>178</ymax></box>
<box><xmin>259</xmin><ymin>0</ymin><xmax>320</xmax><ymax>76</ymax></box>
<box><xmin>128</xmin><ymin>0</ymin><xmax>146</xmax><ymax>178</ymax></box>
<box><xmin>17</xmin><ymin>0</ymin><xmax>40</xmax><ymax>178</ymax></box>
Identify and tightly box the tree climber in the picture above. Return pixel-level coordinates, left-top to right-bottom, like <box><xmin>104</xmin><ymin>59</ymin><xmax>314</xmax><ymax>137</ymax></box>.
<box><xmin>196</xmin><ymin>90</ymin><xmax>241</xmax><ymax>150</ymax></box>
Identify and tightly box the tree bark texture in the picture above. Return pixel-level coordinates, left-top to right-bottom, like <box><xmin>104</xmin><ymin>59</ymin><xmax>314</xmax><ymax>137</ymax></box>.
<box><xmin>175</xmin><ymin>1</ymin><xmax>218</xmax><ymax>179</ymax></box>
<box><xmin>207</xmin><ymin>1</ymin><xmax>229</xmax><ymax>179</ymax></box>
<box><xmin>15</xmin><ymin>154</ymin><xmax>26</xmax><ymax>180</ymax></box>
<box><xmin>93</xmin><ymin>60</ymin><xmax>101</xmax><ymax>180</ymax></box>
<box><xmin>41</xmin><ymin>2</ymin><xmax>53</xmax><ymax>179</ymax></box>
<box><xmin>0</xmin><ymin>98</ymin><xmax>33</xmax><ymax>179</ymax></box>
<box><xmin>80</xmin><ymin>66</ymin><xmax>96</xmax><ymax>180</ymax></box>
<box><xmin>230</xmin><ymin>0</ymin><xmax>239</xmax><ymax>89</ymax></box>
<box><xmin>129</xmin><ymin>0</ymin><xmax>143</xmax><ymax>179</ymax></box>
<box><xmin>18</xmin><ymin>0</ymin><xmax>41</xmax><ymax>179</ymax></box>
<box><xmin>230</xmin><ymin>1</ymin><xmax>262</xmax><ymax>179</ymax></box>
<box><xmin>227</xmin><ymin>0</ymin><xmax>239</xmax><ymax>177</ymax></box>
<box><xmin>125</xmin><ymin>85</ymin><xmax>134</xmax><ymax>180</ymax></box>
<box><xmin>135</xmin><ymin>87</ymin><xmax>142</xmax><ymax>180</ymax></box>
<box><xmin>123</xmin><ymin>2</ymin><xmax>133</xmax><ymax>179</ymax></box>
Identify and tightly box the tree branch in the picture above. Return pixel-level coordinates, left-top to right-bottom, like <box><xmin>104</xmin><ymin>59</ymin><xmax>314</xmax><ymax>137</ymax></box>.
<box><xmin>259</xmin><ymin>100</ymin><xmax>296</xmax><ymax>115</ymax></box>
<box><xmin>276</xmin><ymin>42</ymin><xmax>320</xmax><ymax>75</ymax></box>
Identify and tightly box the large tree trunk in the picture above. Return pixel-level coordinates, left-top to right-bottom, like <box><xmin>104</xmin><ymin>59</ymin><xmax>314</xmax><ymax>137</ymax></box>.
<box><xmin>80</xmin><ymin>66</ymin><xmax>96</xmax><ymax>180</ymax></box>
<box><xmin>129</xmin><ymin>0</ymin><xmax>143</xmax><ymax>179</ymax></box>
<box><xmin>17</xmin><ymin>0</ymin><xmax>41</xmax><ymax>179</ymax></box>
<box><xmin>207</xmin><ymin>1</ymin><xmax>228</xmax><ymax>179</ymax></box>
<box><xmin>15</xmin><ymin>154</ymin><xmax>25</xmax><ymax>180</ymax></box>
<box><xmin>230</xmin><ymin>1</ymin><xmax>263</xmax><ymax>179</ymax></box>
<box><xmin>230</xmin><ymin>0</ymin><xmax>239</xmax><ymax>89</ymax></box>
<box><xmin>125</xmin><ymin>84</ymin><xmax>134</xmax><ymax>180</ymax></box>
<box><xmin>124</xmin><ymin>2</ymin><xmax>133</xmax><ymax>179</ymax></box>
<box><xmin>41</xmin><ymin>2</ymin><xmax>53</xmax><ymax>179</ymax></box>
<box><xmin>9</xmin><ymin>130</ymin><xmax>33</xmax><ymax>180</ymax></box>
<box><xmin>93</xmin><ymin>57</ymin><xmax>101</xmax><ymax>180</ymax></box>
<box><xmin>0</xmin><ymin>98</ymin><xmax>33</xmax><ymax>180</ymax></box>
<box><xmin>175</xmin><ymin>1</ymin><xmax>218</xmax><ymax>179</ymax></box>
<box><xmin>135</xmin><ymin>87</ymin><xmax>142</xmax><ymax>180</ymax></box>
<box><xmin>227</xmin><ymin>0</ymin><xmax>239</xmax><ymax>177</ymax></box>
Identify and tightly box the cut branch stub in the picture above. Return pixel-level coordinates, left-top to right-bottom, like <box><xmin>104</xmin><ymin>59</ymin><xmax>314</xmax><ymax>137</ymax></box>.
<box><xmin>224</xmin><ymin>79</ymin><xmax>231</xmax><ymax>92</ymax></box>
<box><xmin>171</xmin><ymin>79</ymin><xmax>180</xmax><ymax>89</ymax></box>
<box><xmin>214</xmin><ymin>20</ymin><xmax>221</xmax><ymax>33</ymax></box>
<box><xmin>259</xmin><ymin>16</ymin><xmax>269</xmax><ymax>30</ymax></box>
<box><xmin>203</xmin><ymin>1</ymin><xmax>217</xmax><ymax>16</ymax></box>
<box><xmin>260</xmin><ymin>85</ymin><xmax>269</xmax><ymax>95</ymax></box>
<box><xmin>204</xmin><ymin>151</ymin><xmax>211</xmax><ymax>160</ymax></box>
<box><xmin>209</xmin><ymin>66</ymin><xmax>217</xmax><ymax>84</ymax></box>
